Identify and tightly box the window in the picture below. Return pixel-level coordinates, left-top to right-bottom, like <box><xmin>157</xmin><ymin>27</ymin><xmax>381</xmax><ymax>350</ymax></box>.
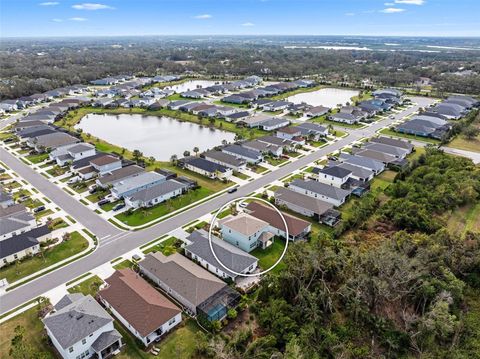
<box><xmin>89</xmin><ymin>333</ymin><xmax>93</xmax><ymax>337</ymax></box>
<box><xmin>69</xmin><ymin>347</ymin><xmax>74</xmax><ymax>353</ymax></box>
<box><xmin>82</xmin><ymin>338</ymin><xmax>86</xmax><ymax>345</ymax></box>
<box><xmin>13</xmin><ymin>254</ymin><xmax>18</xmax><ymax>260</ymax></box>
<box><xmin>3</xmin><ymin>259</ymin><xmax>7</xmax><ymax>264</ymax></box>
<box><xmin>168</xmin><ymin>317</ymin><xmax>176</xmax><ymax>325</ymax></box>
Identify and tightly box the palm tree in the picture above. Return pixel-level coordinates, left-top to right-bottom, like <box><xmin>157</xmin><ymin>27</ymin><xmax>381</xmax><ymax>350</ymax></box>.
<box><xmin>148</xmin><ymin>156</ymin><xmax>155</xmax><ymax>165</ymax></box>
<box><xmin>183</xmin><ymin>150</ymin><xmax>190</xmax><ymax>157</ymax></box>
<box><xmin>193</xmin><ymin>147</ymin><xmax>199</xmax><ymax>156</ymax></box>
<box><xmin>221</xmin><ymin>139</ymin><xmax>228</xmax><ymax>146</ymax></box>
<box><xmin>170</xmin><ymin>154</ymin><xmax>178</xmax><ymax>165</ymax></box>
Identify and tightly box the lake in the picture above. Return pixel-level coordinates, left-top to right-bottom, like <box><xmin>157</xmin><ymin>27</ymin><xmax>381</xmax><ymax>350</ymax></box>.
<box><xmin>75</xmin><ymin>113</ymin><xmax>235</xmax><ymax>161</ymax></box>
<box><xmin>166</xmin><ymin>80</ymin><xmax>218</xmax><ymax>93</ymax></box>
<box><xmin>287</xmin><ymin>88</ymin><xmax>359</xmax><ymax>108</ymax></box>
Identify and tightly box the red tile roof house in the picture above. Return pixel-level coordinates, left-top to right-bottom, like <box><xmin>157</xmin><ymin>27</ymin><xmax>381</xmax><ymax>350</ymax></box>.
<box><xmin>98</xmin><ymin>269</ymin><xmax>182</xmax><ymax>348</ymax></box>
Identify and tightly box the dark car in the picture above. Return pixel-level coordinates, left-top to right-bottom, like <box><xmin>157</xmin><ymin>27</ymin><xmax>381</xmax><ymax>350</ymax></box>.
<box><xmin>112</xmin><ymin>203</ymin><xmax>126</xmax><ymax>211</ymax></box>
<box><xmin>88</xmin><ymin>186</ymin><xmax>97</xmax><ymax>194</ymax></box>
<box><xmin>33</xmin><ymin>205</ymin><xmax>46</xmax><ymax>213</ymax></box>
<box><xmin>98</xmin><ymin>198</ymin><xmax>110</xmax><ymax>206</ymax></box>
<box><xmin>327</xmin><ymin>156</ymin><xmax>337</xmax><ymax>161</ymax></box>
<box><xmin>227</xmin><ymin>187</ymin><xmax>238</xmax><ymax>194</ymax></box>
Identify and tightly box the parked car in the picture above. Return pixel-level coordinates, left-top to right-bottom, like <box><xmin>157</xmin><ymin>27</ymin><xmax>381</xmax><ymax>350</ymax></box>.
<box><xmin>227</xmin><ymin>186</ymin><xmax>238</xmax><ymax>194</ymax></box>
<box><xmin>33</xmin><ymin>205</ymin><xmax>46</xmax><ymax>213</ymax></box>
<box><xmin>98</xmin><ymin>198</ymin><xmax>110</xmax><ymax>206</ymax></box>
<box><xmin>17</xmin><ymin>195</ymin><xmax>29</xmax><ymax>202</ymax></box>
<box><xmin>88</xmin><ymin>185</ymin><xmax>97</xmax><ymax>194</ymax></box>
<box><xmin>112</xmin><ymin>203</ymin><xmax>126</xmax><ymax>211</ymax></box>
<box><xmin>328</xmin><ymin>156</ymin><xmax>337</xmax><ymax>161</ymax></box>
<box><xmin>67</xmin><ymin>176</ymin><xmax>81</xmax><ymax>184</ymax></box>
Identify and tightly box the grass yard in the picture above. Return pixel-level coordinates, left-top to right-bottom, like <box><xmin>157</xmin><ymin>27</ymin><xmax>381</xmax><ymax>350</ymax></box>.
<box><xmin>370</xmin><ymin>170</ymin><xmax>397</xmax><ymax>192</ymax></box>
<box><xmin>142</xmin><ymin>236</ymin><xmax>180</xmax><ymax>255</ymax></box>
<box><xmin>447</xmin><ymin>202</ymin><xmax>480</xmax><ymax>237</ymax></box>
<box><xmin>247</xmin><ymin>164</ymin><xmax>269</xmax><ymax>174</ymax></box>
<box><xmin>46</xmin><ymin>165</ymin><xmax>69</xmax><ymax>177</ymax></box>
<box><xmin>379</xmin><ymin>128</ymin><xmax>440</xmax><ymax>144</ymax></box>
<box><xmin>115</xmin><ymin>187</ymin><xmax>213</xmax><ymax>226</ymax></box>
<box><xmin>265</xmin><ymin>157</ymin><xmax>288</xmax><ymax>166</ymax></box>
<box><xmin>101</xmin><ymin>199</ymin><xmax>123</xmax><ymax>212</ymax></box>
<box><xmin>113</xmin><ymin>259</ymin><xmax>134</xmax><ymax>270</ymax></box>
<box><xmin>233</xmin><ymin>171</ymin><xmax>250</xmax><ymax>180</ymax></box>
<box><xmin>34</xmin><ymin>208</ymin><xmax>54</xmax><ymax>220</ymax></box>
<box><xmin>2</xmin><ymin>181</ymin><xmax>21</xmax><ymax>190</ymax></box>
<box><xmin>0</xmin><ymin>231</ymin><xmax>88</xmax><ymax>284</ymax></box>
<box><xmin>67</xmin><ymin>275</ymin><xmax>104</xmax><ymax>297</ymax></box>
<box><xmin>311</xmin><ymin>116</ymin><xmax>363</xmax><ymax>129</ymax></box>
<box><xmin>86</xmin><ymin>189</ymin><xmax>110</xmax><ymax>203</ymax></box>
<box><xmin>116</xmin><ymin>319</ymin><xmax>204</xmax><ymax>359</ymax></box>
<box><xmin>25</xmin><ymin>153</ymin><xmax>49</xmax><ymax>164</ymax></box>
<box><xmin>447</xmin><ymin>135</ymin><xmax>480</xmax><ymax>153</ymax></box>
<box><xmin>251</xmin><ymin>238</ymin><xmax>286</xmax><ymax>272</ymax></box>
<box><xmin>0</xmin><ymin>306</ymin><xmax>55</xmax><ymax>359</ymax></box>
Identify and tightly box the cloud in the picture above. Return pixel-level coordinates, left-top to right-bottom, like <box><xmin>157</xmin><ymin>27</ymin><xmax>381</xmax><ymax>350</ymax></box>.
<box><xmin>193</xmin><ymin>14</ymin><xmax>212</xmax><ymax>19</ymax></box>
<box><xmin>39</xmin><ymin>2</ymin><xmax>59</xmax><ymax>5</ymax></box>
<box><xmin>384</xmin><ymin>2</ymin><xmax>394</xmax><ymax>5</ymax></box>
<box><xmin>69</xmin><ymin>17</ymin><xmax>87</xmax><ymax>21</ymax></box>
<box><xmin>381</xmin><ymin>7</ymin><xmax>406</xmax><ymax>13</ymax></box>
<box><xmin>345</xmin><ymin>12</ymin><xmax>355</xmax><ymax>16</ymax></box>
<box><xmin>72</xmin><ymin>3</ymin><xmax>114</xmax><ymax>10</ymax></box>
<box><xmin>242</xmin><ymin>22</ymin><xmax>255</xmax><ymax>27</ymax></box>
<box><xmin>395</xmin><ymin>0</ymin><xmax>425</xmax><ymax>4</ymax></box>
<box><xmin>52</xmin><ymin>18</ymin><xmax>63</xmax><ymax>22</ymax></box>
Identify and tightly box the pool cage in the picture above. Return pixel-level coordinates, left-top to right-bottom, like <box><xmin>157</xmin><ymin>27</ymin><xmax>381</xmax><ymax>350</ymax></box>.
<box><xmin>197</xmin><ymin>286</ymin><xmax>240</xmax><ymax>322</ymax></box>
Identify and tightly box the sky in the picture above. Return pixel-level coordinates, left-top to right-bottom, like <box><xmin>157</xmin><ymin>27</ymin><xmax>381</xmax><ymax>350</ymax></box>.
<box><xmin>1</xmin><ymin>0</ymin><xmax>479</xmax><ymax>38</ymax></box>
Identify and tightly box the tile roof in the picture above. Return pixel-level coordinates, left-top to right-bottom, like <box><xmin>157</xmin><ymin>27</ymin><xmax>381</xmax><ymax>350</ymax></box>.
<box><xmin>99</xmin><ymin>269</ymin><xmax>181</xmax><ymax>337</ymax></box>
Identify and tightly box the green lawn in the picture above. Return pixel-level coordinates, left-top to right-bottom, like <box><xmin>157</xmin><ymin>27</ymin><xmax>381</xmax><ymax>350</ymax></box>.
<box><xmin>86</xmin><ymin>189</ymin><xmax>110</xmax><ymax>203</ymax></box>
<box><xmin>370</xmin><ymin>170</ymin><xmax>397</xmax><ymax>192</ymax></box>
<box><xmin>0</xmin><ymin>306</ymin><xmax>55</xmax><ymax>359</ymax></box>
<box><xmin>379</xmin><ymin>128</ymin><xmax>440</xmax><ymax>144</ymax></box>
<box><xmin>311</xmin><ymin>116</ymin><xmax>364</xmax><ymax>129</ymax></box>
<box><xmin>142</xmin><ymin>236</ymin><xmax>180</xmax><ymax>255</ymax></box>
<box><xmin>34</xmin><ymin>209</ymin><xmax>54</xmax><ymax>220</ymax></box>
<box><xmin>46</xmin><ymin>165</ymin><xmax>69</xmax><ymax>177</ymax></box>
<box><xmin>233</xmin><ymin>171</ymin><xmax>250</xmax><ymax>180</ymax></box>
<box><xmin>0</xmin><ymin>231</ymin><xmax>88</xmax><ymax>284</ymax></box>
<box><xmin>101</xmin><ymin>199</ymin><xmax>123</xmax><ymax>212</ymax></box>
<box><xmin>447</xmin><ymin>135</ymin><xmax>480</xmax><ymax>153</ymax></box>
<box><xmin>67</xmin><ymin>275</ymin><xmax>104</xmax><ymax>297</ymax></box>
<box><xmin>25</xmin><ymin>153</ymin><xmax>49</xmax><ymax>164</ymax></box>
<box><xmin>447</xmin><ymin>202</ymin><xmax>480</xmax><ymax>237</ymax></box>
<box><xmin>248</xmin><ymin>164</ymin><xmax>268</xmax><ymax>174</ymax></box>
<box><xmin>251</xmin><ymin>238</ymin><xmax>286</xmax><ymax>272</ymax></box>
<box><xmin>265</xmin><ymin>157</ymin><xmax>288</xmax><ymax>166</ymax></box>
<box><xmin>116</xmin><ymin>319</ymin><xmax>204</xmax><ymax>359</ymax></box>
<box><xmin>113</xmin><ymin>259</ymin><xmax>134</xmax><ymax>270</ymax></box>
<box><xmin>115</xmin><ymin>187</ymin><xmax>213</xmax><ymax>227</ymax></box>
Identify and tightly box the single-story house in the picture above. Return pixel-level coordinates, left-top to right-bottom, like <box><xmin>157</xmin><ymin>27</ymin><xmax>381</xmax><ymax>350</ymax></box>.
<box><xmin>363</xmin><ymin>142</ymin><xmax>409</xmax><ymax>159</ymax></box>
<box><xmin>43</xmin><ymin>294</ymin><xmax>123</xmax><ymax>359</ymax></box>
<box><xmin>241</xmin><ymin>140</ymin><xmax>283</xmax><ymax>157</ymax></box>
<box><xmin>276</xmin><ymin>127</ymin><xmax>302</xmax><ymax>141</ymax></box>
<box><xmin>260</xmin><ymin>117</ymin><xmax>290</xmax><ymax>131</ymax></box>
<box><xmin>90</xmin><ymin>155</ymin><xmax>123</xmax><ymax>175</ymax></box>
<box><xmin>98</xmin><ymin>269</ymin><xmax>182</xmax><ymax>347</ymax></box>
<box><xmin>124</xmin><ymin>179</ymin><xmax>187</xmax><ymax>209</ymax></box>
<box><xmin>139</xmin><ymin>252</ymin><xmax>240</xmax><ymax>321</ymax></box>
<box><xmin>256</xmin><ymin>136</ymin><xmax>295</xmax><ymax>151</ymax></box>
<box><xmin>203</xmin><ymin>151</ymin><xmax>247</xmax><ymax>171</ymax></box>
<box><xmin>27</xmin><ymin>132</ymin><xmax>80</xmax><ymax>152</ymax></box>
<box><xmin>261</xmin><ymin>101</ymin><xmax>291</xmax><ymax>112</ymax></box>
<box><xmin>181</xmin><ymin>157</ymin><xmax>232</xmax><ymax>180</ymax></box>
<box><xmin>274</xmin><ymin>187</ymin><xmax>333</xmax><ymax>220</ymax></box>
<box><xmin>0</xmin><ymin>225</ymin><xmax>50</xmax><ymax>267</ymax></box>
<box><xmin>354</xmin><ymin>149</ymin><xmax>397</xmax><ymax>165</ymax></box>
<box><xmin>96</xmin><ymin>165</ymin><xmax>144</xmax><ymax>188</ymax></box>
<box><xmin>185</xmin><ymin>229</ymin><xmax>258</xmax><ymax>281</ymax></box>
<box><xmin>338</xmin><ymin>153</ymin><xmax>385</xmax><ymax>175</ymax></box>
<box><xmin>288</xmin><ymin>179</ymin><xmax>351</xmax><ymax>207</ymax></box>
<box><xmin>305</xmin><ymin>106</ymin><xmax>330</xmax><ymax>118</ymax></box>
<box><xmin>222</xmin><ymin>145</ymin><xmax>263</xmax><ymax>164</ymax></box>
<box><xmin>329</xmin><ymin>113</ymin><xmax>361</xmax><ymax>125</ymax></box>
<box><xmin>295</xmin><ymin>122</ymin><xmax>329</xmax><ymax>139</ymax></box>
<box><xmin>225</xmin><ymin>111</ymin><xmax>251</xmax><ymax>123</ymax></box>
<box><xmin>369</xmin><ymin>136</ymin><xmax>414</xmax><ymax>153</ymax></box>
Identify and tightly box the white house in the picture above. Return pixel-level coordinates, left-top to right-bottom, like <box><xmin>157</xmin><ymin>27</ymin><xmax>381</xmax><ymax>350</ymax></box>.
<box><xmin>50</xmin><ymin>143</ymin><xmax>96</xmax><ymax>166</ymax></box>
<box><xmin>314</xmin><ymin>166</ymin><xmax>352</xmax><ymax>187</ymax></box>
<box><xmin>124</xmin><ymin>179</ymin><xmax>187</xmax><ymax>209</ymax></box>
<box><xmin>90</xmin><ymin>155</ymin><xmax>122</xmax><ymax>175</ymax></box>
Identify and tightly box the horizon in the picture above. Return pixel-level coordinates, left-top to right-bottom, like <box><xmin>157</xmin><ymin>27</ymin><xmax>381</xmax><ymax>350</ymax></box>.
<box><xmin>1</xmin><ymin>0</ymin><xmax>480</xmax><ymax>38</ymax></box>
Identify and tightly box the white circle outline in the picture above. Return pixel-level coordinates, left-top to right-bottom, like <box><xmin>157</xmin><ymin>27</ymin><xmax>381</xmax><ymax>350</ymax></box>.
<box><xmin>208</xmin><ymin>196</ymin><xmax>289</xmax><ymax>277</ymax></box>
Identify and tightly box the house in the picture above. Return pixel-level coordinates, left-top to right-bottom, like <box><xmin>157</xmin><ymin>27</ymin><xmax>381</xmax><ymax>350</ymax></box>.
<box><xmin>181</xmin><ymin>157</ymin><xmax>232</xmax><ymax>180</ymax></box>
<box><xmin>124</xmin><ymin>179</ymin><xmax>187</xmax><ymax>209</ymax></box>
<box><xmin>395</xmin><ymin>119</ymin><xmax>449</xmax><ymax>139</ymax></box>
<box><xmin>259</xmin><ymin>117</ymin><xmax>290</xmax><ymax>131</ymax></box>
<box><xmin>0</xmin><ymin>190</ymin><xmax>14</xmax><ymax>208</ymax></box>
<box><xmin>338</xmin><ymin>153</ymin><xmax>385</xmax><ymax>175</ymax></box>
<box><xmin>181</xmin><ymin>90</ymin><xmax>205</xmax><ymax>99</ymax></box>
<box><xmin>0</xmin><ymin>204</ymin><xmax>36</xmax><ymax>240</ymax></box>
<box><xmin>295</xmin><ymin>122</ymin><xmax>329</xmax><ymax>139</ymax></box>
<box><xmin>220</xmin><ymin>213</ymin><xmax>273</xmax><ymax>253</ymax></box>
<box><xmin>167</xmin><ymin>100</ymin><xmax>193</xmax><ymax>110</ymax></box>
<box><xmin>274</xmin><ymin>187</ymin><xmax>333</xmax><ymax>221</ymax></box>
<box><xmin>369</xmin><ymin>136</ymin><xmax>414</xmax><ymax>153</ymax></box>
<box><xmin>331</xmin><ymin>163</ymin><xmax>374</xmax><ymax>183</ymax></box>
<box><xmin>314</xmin><ymin>166</ymin><xmax>352</xmax><ymax>187</ymax></box>
<box><xmin>305</xmin><ymin>106</ymin><xmax>330</xmax><ymax>118</ymax></box>
<box><xmin>0</xmin><ymin>100</ymin><xmax>18</xmax><ymax>112</ymax></box>
<box><xmin>241</xmin><ymin>140</ymin><xmax>283</xmax><ymax>157</ymax></box>
<box><xmin>185</xmin><ymin>229</ymin><xmax>258</xmax><ymax>281</ymax></box>
<box><xmin>288</xmin><ymin>179</ymin><xmax>351</xmax><ymax>207</ymax></box>
<box><xmin>431</xmin><ymin>102</ymin><xmax>466</xmax><ymax>119</ymax></box>
<box><xmin>276</xmin><ymin>127</ymin><xmax>302</xmax><ymax>141</ymax></box>
<box><xmin>111</xmin><ymin>172</ymin><xmax>166</xmax><ymax>199</ymax></box>
<box><xmin>222</xmin><ymin>94</ymin><xmax>251</xmax><ymax>105</ymax></box>
<box><xmin>27</xmin><ymin>132</ymin><xmax>80</xmax><ymax>152</ymax></box>
<box><xmin>96</xmin><ymin>165</ymin><xmax>144</xmax><ymax>188</ymax></box>
<box><xmin>226</xmin><ymin>111</ymin><xmax>250</xmax><ymax>123</ymax></box>
<box><xmin>240</xmin><ymin>114</ymin><xmax>272</xmax><ymax>128</ymax></box>
<box><xmin>14</xmin><ymin>120</ymin><xmax>45</xmax><ymax>132</ymax></box>
<box><xmin>90</xmin><ymin>155</ymin><xmax>123</xmax><ymax>175</ymax></box>
<box><xmin>77</xmin><ymin>166</ymin><xmax>97</xmax><ymax>181</ymax></box>
<box><xmin>222</xmin><ymin>145</ymin><xmax>263</xmax><ymax>164</ymax></box>
<box><xmin>329</xmin><ymin>113</ymin><xmax>360</xmax><ymax>125</ymax></box>
<box><xmin>98</xmin><ymin>269</ymin><xmax>182</xmax><ymax>347</ymax></box>
<box><xmin>139</xmin><ymin>252</ymin><xmax>240</xmax><ymax>321</ymax></box>
<box><xmin>43</xmin><ymin>294</ymin><xmax>123</xmax><ymax>359</ymax></box>
<box><xmin>257</xmin><ymin>136</ymin><xmax>295</xmax><ymax>151</ymax></box>
<box><xmin>17</xmin><ymin>126</ymin><xmax>56</xmax><ymax>142</ymax></box>
<box><xmin>245</xmin><ymin>202</ymin><xmax>312</xmax><ymax>241</ymax></box>
<box><xmin>354</xmin><ymin>149</ymin><xmax>397</xmax><ymax>165</ymax></box>
<box><xmin>51</xmin><ymin>143</ymin><xmax>97</xmax><ymax>166</ymax></box>
<box><xmin>0</xmin><ymin>225</ymin><xmax>50</xmax><ymax>267</ymax></box>
<box><xmin>372</xmin><ymin>88</ymin><xmax>403</xmax><ymax>101</ymax></box>
<box><xmin>363</xmin><ymin>142</ymin><xmax>410</xmax><ymax>159</ymax></box>
<box><xmin>261</xmin><ymin>101</ymin><xmax>291</xmax><ymax>112</ymax></box>
<box><xmin>203</xmin><ymin>151</ymin><xmax>247</xmax><ymax>171</ymax></box>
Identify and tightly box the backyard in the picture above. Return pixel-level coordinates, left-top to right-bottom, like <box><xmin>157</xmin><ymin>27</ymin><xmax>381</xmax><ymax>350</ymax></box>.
<box><xmin>251</xmin><ymin>238</ymin><xmax>286</xmax><ymax>273</ymax></box>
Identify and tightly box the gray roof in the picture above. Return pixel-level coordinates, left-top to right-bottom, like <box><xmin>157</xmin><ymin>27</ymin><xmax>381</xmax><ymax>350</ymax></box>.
<box><xmin>289</xmin><ymin>179</ymin><xmax>351</xmax><ymax>201</ymax></box>
<box><xmin>112</xmin><ymin>172</ymin><xmax>165</xmax><ymax>195</ymax></box>
<box><xmin>127</xmin><ymin>179</ymin><xmax>186</xmax><ymax>203</ymax></box>
<box><xmin>412</xmin><ymin>115</ymin><xmax>448</xmax><ymax>126</ymax></box>
<box><xmin>396</xmin><ymin>119</ymin><xmax>439</xmax><ymax>134</ymax></box>
<box><xmin>185</xmin><ymin>229</ymin><xmax>258</xmax><ymax>277</ymax></box>
<box><xmin>97</xmin><ymin>165</ymin><xmax>144</xmax><ymax>186</ymax></box>
<box><xmin>335</xmin><ymin>162</ymin><xmax>374</xmax><ymax>180</ymax></box>
<box><xmin>31</xmin><ymin>132</ymin><xmax>79</xmax><ymax>149</ymax></box>
<box><xmin>241</xmin><ymin>140</ymin><xmax>281</xmax><ymax>153</ymax></box>
<box><xmin>91</xmin><ymin>330</ymin><xmax>123</xmax><ymax>352</ymax></box>
<box><xmin>139</xmin><ymin>252</ymin><xmax>227</xmax><ymax>307</ymax></box>
<box><xmin>261</xmin><ymin>117</ymin><xmax>290</xmax><ymax>128</ymax></box>
<box><xmin>223</xmin><ymin>145</ymin><xmax>262</xmax><ymax>160</ymax></box>
<box><xmin>296</xmin><ymin>122</ymin><xmax>328</xmax><ymax>134</ymax></box>
<box><xmin>55</xmin><ymin>293</ymin><xmax>85</xmax><ymax>311</ymax></box>
<box><xmin>44</xmin><ymin>294</ymin><xmax>113</xmax><ymax>349</ymax></box>
<box><xmin>0</xmin><ymin>208</ymin><xmax>34</xmax><ymax>237</ymax></box>
<box><xmin>370</xmin><ymin>136</ymin><xmax>414</xmax><ymax>151</ymax></box>
<box><xmin>257</xmin><ymin>135</ymin><xmax>294</xmax><ymax>147</ymax></box>
<box><xmin>203</xmin><ymin>151</ymin><xmax>246</xmax><ymax>167</ymax></box>
<box><xmin>316</xmin><ymin>166</ymin><xmax>351</xmax><ymax>178</ymax></box>
<box><xmin>355</xmin><ymin>149</ymin><xmax>397</xmax><ymax>164</ymax></box>
<box><xmin>274</xmin><ymin>187</ymin><xmax>333</xmax><ymax>215</ymax></box>
<box><xmin>67</xmin><ymin>143</ymin><xmax>95</xmax><ymax>154</ymax></box>
<box><xmin>339</xmin><ymin>153</ymin><xmax>385</xmax><ymax>172</ymax></box>
<box><xmin>184</xmin><ymin>157</ymin><xmax>230</xmax><ymax>174</ymax></box>
<box><xmin>364</xmin><ymin>143</ymin><xmax>409</xmax><ymax>157</ymax></box>
<box><xmin>0</xmin><ymin>225</ymin><xmax>49</xmax><ymax>258</ymax></box>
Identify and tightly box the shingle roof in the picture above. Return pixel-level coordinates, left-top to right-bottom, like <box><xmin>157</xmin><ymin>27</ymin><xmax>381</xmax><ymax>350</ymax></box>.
<box><xmin>223</xmin><ymin>145</ymin><xmax>262</xmax><ymax>160</ymax></box>
<box><xmin>185</xmin><ymin>230</ymin><xmax>258</xmax><ymax>276</ymax></box>
<box><xmin>185</xmin><ymin>157</ymin><xmax>229</xmax><ymax>174</ymax></box>
<box><xmin>289</xmin><ymin>179</ymin><xmax>351</xmax><ymax>201</ymax></box>
<box><xmin>364</xmin><ymin>143</ymin><xmax>409</xmax><ymax>157</ymax></box>
<box><xmin>127</xmin><ymin>179</ymin><xmax>186</xmax><ymax>203</ymax></box>
<box><xmin>97</xmin><ymin>165</ymin><xmax>144</xmax><ymax>186</ymax></box>
<box><xmin>99</xmin><ymin>269</ymin><xmax>181</xmax><ymax>337</ymax></box>
<box><xmin>139</xmin><ymin>252</ymin><xmax>227</xmax><ymax>307</ymax></box>
<box><xmin>67</xmin><ymin>143</ymin><xmax>95</xmax><ymax>154</ymax></box>
<box><xmin>43</xmin><ymin>294</ymin><xmax>113</xmax><ymax>349</ymax></box>
<box><xmin>112</xmin><ymin>172</ymin><xmax>165</xmax><ymax>195</ymax></box>
<box><xmin>203</xmin><ymin>151</ymin><xmax>246</xmax><ymax>167</ymax></box>
<box><xmin>339</xmin><ymin>153</ymin><xmax>385</xmax><ymax>172</ymax></box>
<box><xmin>274</xmin><ymin>187</ymin><xmax>333</xmax><ymax>216</ymax></box>
<box><xmin>355</xmin><ymin>149</ymin><xmax>397</xmax><ymax>163</ymax></box>
<box><xmin>0</xmin><ymin>225</ymin><xmax>49</xmax><ymax>258</ymax></box>
<box><xmin>245</xmin><ymin>202</ymin><xmax>311</xmax><ymax>237</ymax></box>
<box><xmin>0</xmin><ymin>208</ymin><xmax>34</xmax><ymax>237</ymax></box>
<box><xmin>335</xmin><ymin>163</ymin><xmax>374</xmax><ymax>180</ymax></box>
<box><xmin>90</xmin><ymin>155</ymin><xmax>121</xmax><ymax>167</ymax></box>
<box><xmin>370</xmin><ymin>136</ymin><xmax>413</xmax><ymax>151</ymax></box>
<box><xmin>317</xmin><ymin>166</ymin><xmax>352</xmax><ymax>178</ymax></box>
<box><xmin>91</xmin><ymin>330</ymin><xmax>123</xmax><ymax>352</ymax></box>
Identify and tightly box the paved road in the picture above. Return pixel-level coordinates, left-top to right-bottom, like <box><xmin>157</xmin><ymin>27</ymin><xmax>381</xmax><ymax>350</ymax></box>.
<box><xmin>0</xmin><ymin>97</ymin><xmax>434</xmax><ymax>314</ymax></box>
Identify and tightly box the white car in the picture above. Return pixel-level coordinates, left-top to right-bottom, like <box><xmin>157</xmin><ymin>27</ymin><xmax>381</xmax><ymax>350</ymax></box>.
<box><xmin>67</xmin><ymin>176</ymin><xmax>81</xmax><ymax>184</ymax></box>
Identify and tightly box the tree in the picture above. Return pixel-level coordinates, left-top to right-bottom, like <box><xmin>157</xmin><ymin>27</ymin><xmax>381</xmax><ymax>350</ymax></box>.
<box><xmin>183</xmin><ymin>150</ymin><xmax>190</xmax><ymax>157</ymax></box>
<box><xmin>132</xmin><ymin>149</ymin><xmax>143</xmax><ymax>163</ymax></box>
<box><xmin>148</xmin><ymin>156</ymin><xmax>155</xmax><ymax>165</ymax></box>
<box><xmin>9</xmin><ymin>325</ymin><xmax>49</xmax><ymax>359</ymax></box>
<box><xmin>193</xmin><ymin>147</ymin><xmax>199</xmax><ymax>156</ymax></box>
<box><xmin>222</xmin><ymin>139</ymin><xmax>228</xmax><ymax>146</ymax></box>
<box><xmin>462</xmin><ymin>125</ymin><xmax>480</xmax><ymax>140</ymax></box>
<box><xmin>170</xmin><ymin>154</ymin><xmax>178</xmax><ymax>165</ymax></box>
